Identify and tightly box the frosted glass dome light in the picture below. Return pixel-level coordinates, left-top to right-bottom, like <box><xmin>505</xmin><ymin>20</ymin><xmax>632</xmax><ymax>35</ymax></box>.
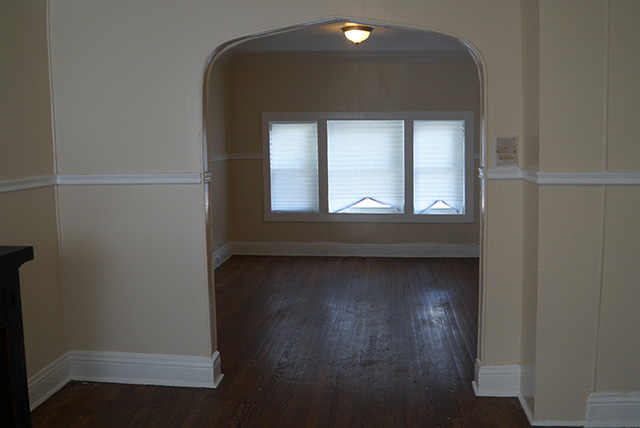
<box><xmin>342</xmin><ymin>26</ymin><xmax>373</xmax><ymax>45</ymax></box>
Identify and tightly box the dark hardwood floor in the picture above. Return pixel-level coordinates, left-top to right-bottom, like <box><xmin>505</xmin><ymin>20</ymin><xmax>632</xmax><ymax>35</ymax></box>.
<box><xmin>32</xmin><ymin>256</ymin><xmax>570</xmax><ymax>427</ymax></box>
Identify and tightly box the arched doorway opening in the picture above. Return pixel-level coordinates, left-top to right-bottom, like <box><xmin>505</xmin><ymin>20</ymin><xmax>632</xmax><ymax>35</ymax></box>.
<box><xmin>201</xmin><ymin>17</ymin><xmax>487</xmax><ymax>387</ymax></box>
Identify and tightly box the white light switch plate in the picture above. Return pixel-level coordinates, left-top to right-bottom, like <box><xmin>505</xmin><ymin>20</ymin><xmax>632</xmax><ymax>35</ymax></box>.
<box><xmin>495</xmin><ymin>136</ymin><xmax>518</xmax><ymax>167</ymax></box>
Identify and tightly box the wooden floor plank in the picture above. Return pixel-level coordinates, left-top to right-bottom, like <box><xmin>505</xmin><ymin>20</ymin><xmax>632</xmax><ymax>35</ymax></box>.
<box><xmin>31</xmin><ymin>256</ymin><xmax>575</xmax><ymax>428</ymax></box>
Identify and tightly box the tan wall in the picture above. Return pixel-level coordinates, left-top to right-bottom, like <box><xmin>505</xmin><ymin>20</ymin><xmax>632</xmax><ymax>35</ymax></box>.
<box><xmin>208</xmin><ymin>63</ymin><xmax>231</xmax><ymax>253</ymax></box>
<box><xmin>598</xmin><ymin>187</ymin><xmax>640</xmax><ymax>392</ymax></box>
<box><xmin>0</xmin><ymin>0</ymin><xmax>55</xmax><ymax>180</ymax></box>
<box><xmin>58</xmin><ymin>185</ymin><xmax>211</xmax><ymax>356</ymax></box>
<box><xmin>481</xmin><ymin>180</ymin><xmax>523</xmax><ymax>365</ymax></box>
<box><xmin>518</xmin><ymin>0</ymin><xmax>540</xmax><ymax>414</ymax></box>
<box><xmin>48</xmin><ymin>0</ymin><xmax>527</xmax><ymax>416</ymax></box>
<box><xmin>519</xmin><ymin>180</ymin><xmax>538</xmax><ymax>412</ymax></box>
<box><xmin>0</xmin><ymin>188</ymin><xmax>67</xmax><ymax>377</ymax></box>
<box><xmin>0</xmin><ymin>0</ymin><xmax>68</xmax><ymax>377</ymax></box>
<box><xmin>535</xmin><ymin>187</ymin><xmax>604</xmax><ymax>421</ymax></box>
<box><xmin>226</xmin><ymin>60</ymin><xmax>481</xmax><ymax>245</ymax></box>
<box><xmin>531</xmin><ymin>0</ymin><xmax>640</xmax><ymax>421</ymax></box>
<box><xmin>595</xmin><ymin>0</ymin><xmax>640</xmax><ymax>393</ymax></box>
<box><xmin>539</xmin><ymin>0</ymin><xmax>605</xmax><ymax>173</ymax></box>
<box><xmin>606</xmin><ymin>0</ymin><xmax>640</xmax><ymax>173</ymax></box>
<box><xmin>14</xmin><ymin>0</ymin><xmax>635</xmax><ymax>423</ymax></box>
<box><xmin>520</xmin><ymin>0</ymin><xmax>540</xmax><ymax>172</ymax></box>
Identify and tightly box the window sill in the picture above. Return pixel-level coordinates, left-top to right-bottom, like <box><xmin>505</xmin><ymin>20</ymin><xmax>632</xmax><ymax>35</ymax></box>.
<box><xmin>265</xmin><ymin>212</ymin><xmax>474</xmax><ymax>224</ymax></box>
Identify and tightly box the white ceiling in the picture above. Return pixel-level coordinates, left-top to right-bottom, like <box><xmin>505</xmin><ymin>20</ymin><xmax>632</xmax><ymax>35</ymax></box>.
<box><xmin>225</xmin><ymin>22</ymin><xmax>472</xmax><ymax>62</ymax></box>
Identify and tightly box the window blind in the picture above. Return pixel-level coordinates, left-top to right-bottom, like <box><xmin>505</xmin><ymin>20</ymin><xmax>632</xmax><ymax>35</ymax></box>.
<box><xmin>269</xmin><ymin>121</ymin><xmax>318</xmax><ymax>212</ymax></box>
<box><xmin>327</xmin><ymin>120</ymin><xmax>404</xmax><ymax>213</ymax></box>
<box><xmin>413</xmin><ymin>120</ymin><xmax>465</xmax><ymax>214</ymax></box>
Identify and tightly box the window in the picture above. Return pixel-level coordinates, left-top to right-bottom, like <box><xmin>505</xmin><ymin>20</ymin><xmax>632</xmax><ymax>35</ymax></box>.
<box><xmin>263</xmin><ymin>112</ymin><xmax>474</xmax><ymax>223</ymax></box>
<box><xmin>328</xmin><ymin>120</ymin><xmax>404</xmax><ymax>214</ymax></box>
<box><xmin>268</xmin><ymin>122</ymin><xmax>318</xmax><ymax>212</ymax></box>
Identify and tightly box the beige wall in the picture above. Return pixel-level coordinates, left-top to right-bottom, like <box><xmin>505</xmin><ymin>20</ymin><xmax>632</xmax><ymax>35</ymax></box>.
<box><xmin>208</xmin><ymin>63</ymin><xmax>231</xmax><ymax>253</ymax></box>
<box><xmin>8</xmin><ymin>0</ymin><xmax>636</xmax><ymax>424</ymax></box>
<box><xmin>0</xmin><ymin>188</ymin><xmax>67</xmax><ymax>377</ymax></box>
<box><xmin>520</xmin><ymin>0</ymin><xmax>540</xmax><ymax>172</ymax></box>
<box><xmin>49</xmin><ymin>1</ymin><xmax>215</xmax><ymax>358</ymax></box>
<box><xmin>595</xmin><ymin>0</ymin><xmax>640</xmax><ymax>393</ymax></box>
<box><xmin>539</xmin><ymin>0</ymin><xmax>605</xmax><ymax>173</ymax></box>
<box><xmin>519</xmin><ymin>180</ymin><xmax>538</xmax><ymax>412</ymax></box>
<box><xmin>528</xmin><ymin>0</ymin><xmax>640</xmax><ymax>421</ymax></box>
<box><xmin>481</xmin><ymin>180</ymin><xmax>523</xmax><ymax>365</ymax></box>
<box><xmin>0</xmin><ymin>0</ymin><xmax>68</xmax><ymax>378</ymax></box>
<box><xmin>0</xmin><ymin>0</ymin><xmax>55</xmax><ymax>180</ymax></box>
<box><xmin>606</xmin><ymin>0</ymin><xmax>640</xmax><ymax>173</ymax></box>
<box><xmin>536</xmin><ymin>187</ymin><xmax>604</xmax><ymax>421</ymax></box>
<box><xmin>224</xmin><ymin>60</ymin><xmax>481</xmax><ymax>245</ymax></box>
<box><xmin>518</xmin><ymin>0</ymin><xmax>539</xmax><ymax>414</ymax></box>
<box><xmin>40</xmin><ymin>0</ymin><xmax>640</xmax><ymax>423</ymax></box>
<box><xmin>47</xmin><ymin>0</ymin><xmax>528</xmax><ymax>378</ymax></box>
<box><xmin>597</xmin><ymin>187</ymin><xmax>640</xmax><ymax>392</ymax></box>
<box><xmin>475</xmin><ymin>0</ymin><xmax>525</xmax><ymax>376</ymax></box>
<box><xmin>57</xmin><ymin>185</ymin><xmax>211</xmax><ymax>356</ymax></box>
<box><xmin>47</xmin><ymin>0</ymin><xmax>526</xmax><ymax>393</ymax></box>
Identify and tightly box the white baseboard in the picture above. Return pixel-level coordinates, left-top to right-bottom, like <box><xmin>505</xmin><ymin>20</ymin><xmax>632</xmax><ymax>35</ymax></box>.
<box><xmin>28</xmin><ymin>350</ymin><xmax>224</xmax><ymax>409</ymax></box>
<box><xmin>212</xmin><ymin>351</ymin><xmax>224</xmax><ymax>387</ymax></box>
<box><xmin>586</xmin><ymin>392</ymin><xmax>640</xmax><ymax>427</ymax></box>
<box><xmin>472</xmin><ymin>359</ymin><xmax>521</xmax><ymax>397</ymax></box>
<box><xmin>213</xmin><ymin>242</ymin><xmax>234</xmax><ymax>268</ymax></box>
<box><xmin>28</xmin><ymin>354</ymin><xmax>71</xmax><ymax>410</ymax></box>
<box><xmin>231</xmin><ymin>241</ymin><xmax>479</xmax><ymax>258</ymax></box>
<box><xmin>473</xmin><ymin>360</ymin><xmax>587</xmax><ymax>427</ymax></box>
<box><xmin>516</xmin><ymin>388</ymin><xmax>640</xmax><ymax>427</ymax></box>
<box><xmin>517</xmin><ymin>394</ymin><xmax>535</xmax><ymax>424</ymax></box>
<box><xmin>517</xmin><ymin>392</ymin><xmax>587</xmax><ymax>427</ymax></box>
<box><xmin>67</xmin><ymin>350</ymin><xmax>220</xmax><ymax>388</ymax></box>
<box><xmin>529</xmin><ymin>420</ymin><xmax>586</xmax><ymax>427</ymax></box>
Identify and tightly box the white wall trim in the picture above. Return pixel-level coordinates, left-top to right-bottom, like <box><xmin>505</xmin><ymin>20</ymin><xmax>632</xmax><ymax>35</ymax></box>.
<box><xmin>210</xmin><ymin>154</ymin><xmax>262</xmax><ymax>163</ymax></box>
<box><xmin>486</xmin><ymin>168</ymin><xmax>640</xmax><ymax>186</ymax></box>
<box><xmin>472</xmin><ymin>359</ymin><xmax>521</xmax><ymax>397</ymax></box>
<box><xmin>520</xmin><ymin>169</ymin><xmax>539</xmax><ymax>184</ymax></box>
<box><xmin>10</xmin><ymin>169</ymin><xmax>639</xmax><ymax>190</ymax></box>
<box><xmin>231</xmin><ymin>241</ymin><xmax>479</xmax><ymax>258</ymax></box>
<box><xmin>211</xmin><ymin>351</ymin><xmax>224</xmax><ymax>388</ymax></box>
<box><xmin>536</xmin><ymin>172</ymin><xmax>640</xmax><ymax>186</ymax></box>
<box><xmin>473</xmin><ymin>361</ymin><xmax>582</xmax><ymax>426</ymax></box>
<box><xmin>67</xmin><ymin>350</ymin><xmax>220</xmax><ymax>388</ymax></box>
<box><xmin>528</xmin><ymin>420</ymin><xmax>586</xmax><ymax>427</ymax></box>
<box><xmin>517</xmin><ymin>394</ymin><xmax>535</xmax><ymax>425</ymax></box>
<box><xmin>28</xmin><ymin>351</ymin><xmax>223</xmax><ymax>410</ymax></box>
<box><xmin>56</xmin><ymin>173</ymin><xmax>202</xmax><ymax>185</ymax></box>
<box><xmin>472</xmin><ymin>361</ymin><xmax>640</xmax><ymax>427</ymax></box>
<box><xmin>0</xmin><ymin>175</ymin><xmax>57</xmax><ymax>194</ymax></box>
<box><xmin>0</xmin><ymin>174</ymin><xmax>203</xmax><ymax>192</ymax></box>
<box><xmin>586</xmin><ymin>392</ymin><xmax>640</xmax><ymax>427</ymax></box>
<box><xmin>213</xmin><ymin>242</ymin><xmax>234</xmax><ymax>268</ymax></box>
<box><xmin>28</xmin><ymin>353</ymin><xmax>71</xmax><ymax>410</ymax></box>
<box><xmin>485</xmin><ymin>167</ymin><xmax>524</xmax><ymax>181</ymax></box>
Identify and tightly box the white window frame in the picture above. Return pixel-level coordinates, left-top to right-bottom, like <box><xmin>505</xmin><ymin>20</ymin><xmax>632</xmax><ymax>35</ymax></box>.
<box><xmin>262</xmin><ymin>111</ymin><xmax>474</xmax><ymax>223</ymax></box>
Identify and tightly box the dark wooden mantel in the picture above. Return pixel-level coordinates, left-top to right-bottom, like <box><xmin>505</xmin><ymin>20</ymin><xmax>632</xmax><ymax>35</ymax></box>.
<box><xmin>1</xmin><ymin>246</ymin><xmax>34</xmax><ymax>428</ymax></box>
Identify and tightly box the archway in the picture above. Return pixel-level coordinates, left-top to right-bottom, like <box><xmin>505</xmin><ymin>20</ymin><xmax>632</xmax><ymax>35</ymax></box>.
<box><xmin>201</xmin><ymin>17</ymin><xmax>487</xmax><ymax>383</ymax></box>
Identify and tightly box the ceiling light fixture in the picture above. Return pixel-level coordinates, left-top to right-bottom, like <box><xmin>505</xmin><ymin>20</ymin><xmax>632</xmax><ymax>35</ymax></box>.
<box><xmin>342</xmin><ymin>25</ymin><xmax>373</xmax><ymax>45</ymax></box>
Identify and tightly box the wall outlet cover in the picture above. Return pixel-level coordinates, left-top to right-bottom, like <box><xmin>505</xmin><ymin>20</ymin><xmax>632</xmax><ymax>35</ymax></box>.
<box><xmin>495</xmin><ymin>136</ymin><xmax>517</xmax><ymax>167</ymax></box>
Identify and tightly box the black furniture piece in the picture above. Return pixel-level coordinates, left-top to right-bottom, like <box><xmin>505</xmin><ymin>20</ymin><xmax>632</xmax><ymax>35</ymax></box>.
<box><xmin>0</xmin><ymin>246</ymin><xmax>34</xmax><ymax>428</ymax></box>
